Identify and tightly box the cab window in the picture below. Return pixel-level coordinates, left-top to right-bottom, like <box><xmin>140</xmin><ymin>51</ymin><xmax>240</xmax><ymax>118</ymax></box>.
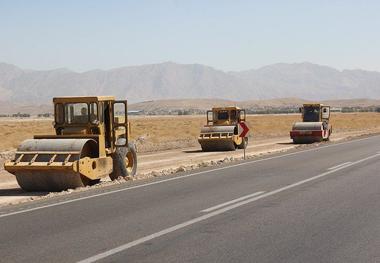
<box><xmin>98</xmin><ymin>102</ymin><xmax>104</xmax><ymax>123</ymax></box>
<box><xmin>55</xmin><ymin>103</ymin><xmax>64</xmax><ymax>124</ymax></box>
<box><xmin>303</xmin><ymin>106</ymin><xmax>320</xmax><ymax>122</ymax></box>
<box><xmin>217</xmin><ymin>110</ymin><xmax>229</xmax><ymax>120</ymax></box>
<box><xmin>230</xmin><ymin>110</ymin><xmax>237</xmax><ymax>120</ymax></box>
<box><xmin>89</xmin><ymin>102</ymin><xmax>98</xmax><ymax>124</ymax></box>
<box><xmin>65</xmin><ymin>103</ymin><xmax>89</xmax><ymax>124</ymax></box>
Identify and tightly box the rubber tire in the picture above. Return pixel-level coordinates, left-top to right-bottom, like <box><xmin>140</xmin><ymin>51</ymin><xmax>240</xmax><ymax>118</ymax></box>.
<box><xmin>125</xmin><ymin>142</ymin><xmax>137</xmax><ymax>177</ymax></box>
<box><xmin>88</xmin><ymin>178</ymin><xmax>101</xmax><ymax>186</ymax></box>
<box><xmin>110</xmin><ymin>140</ymin><xmax>137</xmax><ymax>180</ymax></box>
<box><xmin>237</xmin><ymin>137</ymin><xmax>248</xmax><ymax>149</ymax></box>
<box><xmin>324</xmin><ymin>129</ymin><xmax>332</xmax><ymax>141</ymax></box>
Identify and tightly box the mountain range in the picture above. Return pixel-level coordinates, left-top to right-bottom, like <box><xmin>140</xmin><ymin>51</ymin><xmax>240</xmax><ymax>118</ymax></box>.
<box><xmin>0</xmin><ymin>62</ymin><xmax>380</xmax><ymax>106</ymax></box>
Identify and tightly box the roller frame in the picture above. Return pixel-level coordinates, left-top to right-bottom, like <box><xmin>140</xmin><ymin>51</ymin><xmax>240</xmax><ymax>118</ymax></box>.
<box><xmin>290</xmin><ymin>122</ymin><xmax>331</xmax><ymax>143</ymax></box>
<box><xmin>4</xmin><ymin>138</ymin><xmax>112</xmax><ymax>191</ymax></box>
<box><xmin>198</xmin><ymin>125</ymin><xmax>241</xmax><ymax>151</ymax></box>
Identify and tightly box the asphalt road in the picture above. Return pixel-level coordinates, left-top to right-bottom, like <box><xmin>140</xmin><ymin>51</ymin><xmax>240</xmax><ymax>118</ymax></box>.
<box><xmin>0</xmin><ymin>135</ymin><xmax>379</xmax><ymax>263</ymax></box>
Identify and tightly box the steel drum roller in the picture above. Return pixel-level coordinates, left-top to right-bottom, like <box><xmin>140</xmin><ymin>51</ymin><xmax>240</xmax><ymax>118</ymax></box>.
<box><xmin>292</xmin><ymin>122</ymin><xmax>323</xmax><ymax>131</ymax></box>
<box><xmin>200</xmin><ymin>126</ymin><xmax>236</xmax><ymax>134</ymax></box>
<box><xmin>8</xmin><ymin>139</ymin><xmax>99</xmax><ymax>192</ymax></box>
<box><xmin>291</xmin><ymin>122</ymin><xmax>324</xmax><ymax>143</ymax></box>
<box><xmin>199</xmin><ymin>125</ymin><xmax>236</xmax><ymax>151</ymax></box>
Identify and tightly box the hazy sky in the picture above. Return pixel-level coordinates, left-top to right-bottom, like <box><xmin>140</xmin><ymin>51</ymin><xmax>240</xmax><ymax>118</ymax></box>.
<box><xmin>1</xmin><ymin>0</ymin><xmax>380</xmax><ymax>72</ymax></box>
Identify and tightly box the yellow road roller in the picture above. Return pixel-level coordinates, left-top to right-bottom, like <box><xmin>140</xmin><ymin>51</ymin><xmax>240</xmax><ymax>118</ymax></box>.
<box><xmin>290</xmin><ymin>103</ymin><xmax>332</xmax><ymax>143</ymax></box>
<box><xmin>198</xmin><ymin>106</ymin><xmax>248</xmax><ymax>151</ymax></box>
<box><xmin>4</xmin><ymin>96</ymin><xmax>137</xmax><ymax>192</ymax></box>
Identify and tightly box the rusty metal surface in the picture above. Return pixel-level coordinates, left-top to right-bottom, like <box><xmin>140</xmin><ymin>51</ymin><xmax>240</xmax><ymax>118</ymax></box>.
<box><xmin>14</xmin><ymin>170</ymin><xmax>88</xmax><ymax>192</ymax></box>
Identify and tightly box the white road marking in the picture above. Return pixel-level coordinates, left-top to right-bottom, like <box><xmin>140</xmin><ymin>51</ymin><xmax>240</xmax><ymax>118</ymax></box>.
<box><xmin>78</xmin><ymin>152</ymin><xmax>380</xmax><ymax>263</ymax></box>
<box><xmin>200</xmin><ymin>191</ymin><xmax>265</xmax><ymax>213</ymax></box>
<box><xmin>0</xmin><ymin>135</ymin><xmax>378</xmax><ymax>219</ymax></box>
<box><xmin>327</xmin><ymin>162</ymin><xmax>352</xmax><ymax>171</ymax></box>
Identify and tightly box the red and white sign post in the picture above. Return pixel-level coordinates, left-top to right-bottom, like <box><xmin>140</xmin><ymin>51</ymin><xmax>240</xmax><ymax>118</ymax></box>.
<box><xmin>238</xmin><ymin>122</ymin><xmax>250</xmax><ymax>160</ymax></box>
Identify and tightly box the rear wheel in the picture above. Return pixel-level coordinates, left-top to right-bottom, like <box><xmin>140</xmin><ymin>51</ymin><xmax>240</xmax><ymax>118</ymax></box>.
<box><xmin>110</xmin><ymin>139</ymin><xmax>137</xmax><ymax>180</ymax></box>
<box><xmin>324</xmin><ymin>129</ymin><xmax>331</xmax><ymax>141</ymax></box>
<box><xmin>86</xmin><ymin>178</ymin><xmax>101</xmax><ymax>186</ymax></box>
<box><xmin>237</xmin><ymin>137</ymin><xmax>248</xmax><ymax>149</ymax></box>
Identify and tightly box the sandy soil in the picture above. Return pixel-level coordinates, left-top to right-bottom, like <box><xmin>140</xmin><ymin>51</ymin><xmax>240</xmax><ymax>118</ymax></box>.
<box><xmin>0</xmin><ymin>112</ymin><xmax>379</xmax><ymax>207</ymax></box>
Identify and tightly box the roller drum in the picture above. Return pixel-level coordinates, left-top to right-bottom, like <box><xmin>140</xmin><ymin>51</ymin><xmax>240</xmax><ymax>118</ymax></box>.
<box><xmin>8</xmin><ymin>139</ymin><xmax>99</xmax><ymax>192</ymax></box>
<box><xmin>291</xmin><ymin>122</ymin><xmax>324</xmax><ymax>144</ymax></box>
<box><xmin>199</xmin><ymin>125</ymin><xmax>236</xmax><ymax>151</ymax></box>
<box><xmin>200</xmin><ymin>125</ymin><xmax>236</xmax><ymax>134</ymax></box>
<box><xmin>292</xmin><ymin>122</ymin><xmax>323</xmax><ymax>131</ymax></box>
<box><xmin>199</xmin><ymin>140</ymin><xmax>236</xmax><ymax>151</ymax></box>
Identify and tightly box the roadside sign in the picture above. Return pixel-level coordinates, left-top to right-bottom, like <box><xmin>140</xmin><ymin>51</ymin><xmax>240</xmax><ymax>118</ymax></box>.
<box><xmin>238</xmin><ymin>122</ymin><xmax>249</xmax><ymax>137</ymax></box>
<box><xmin>238</xmin><ymin>122</ymin><xmax>249</xmax><ymax>160</ymax></box>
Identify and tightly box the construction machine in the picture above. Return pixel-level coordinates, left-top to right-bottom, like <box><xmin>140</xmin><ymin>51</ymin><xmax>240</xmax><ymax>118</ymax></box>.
<box><xmin>4</xmin><ymin>96</ymin><xmax>137</xmax><ymax>192</ymax></box>
<box><xmin>198</xmin><ymin>106</ymin><xmax>248</xmax><ymax>151</ymax></box>
<box><xmin>290</xmin><ymin>103</ymin><xmax>332</xmax><ymax>143</ymax></box>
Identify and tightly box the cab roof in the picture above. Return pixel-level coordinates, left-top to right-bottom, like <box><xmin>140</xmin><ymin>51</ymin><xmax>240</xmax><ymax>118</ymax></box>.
<box><xmin>53</xmin><ymin>96</ymin><xmax>116</xmax><ymax>103</ymax></box>
<box><xmin>303</xmin><ymin>103</ymin><xmax>325</xmax><ymax>107</ymax></box>
<box><xmin>212</xmin><ymin>106</ymin><xmax>242</xmax><ymax>111</ymax></box>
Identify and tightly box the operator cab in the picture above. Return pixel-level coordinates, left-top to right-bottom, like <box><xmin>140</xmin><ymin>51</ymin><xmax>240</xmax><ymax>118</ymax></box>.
<box><xmin>208</xmin><ymin>107</ymin><xmax>246</xmax><ymax>126</ymax></box>
<box><xmin>52</xmin><ymin>96</ymin><xmax>129</xmax><ymax>154</ymax></box>
<box><xmin>303</xmin><ymin>105</ymin><xmax>320</xmax><ymax>122</ymax></box>
<box><xmin>55</xmin><ymin>102</ymin><xmax>99</xmax><ymax>125</ymax></box>
<box><xmin>301</xmin><ymin>104</ymin><xmax>331</xmax><ymax>123</ymax></box>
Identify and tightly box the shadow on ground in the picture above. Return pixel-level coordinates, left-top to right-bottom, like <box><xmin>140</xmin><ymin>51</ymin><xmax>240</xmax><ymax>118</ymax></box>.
<box><xmin>277</xmin><ymin>142</ymin><xmax>295</xmax><ymax>145</ymax></box>
<box><xmin>0</xmin><ymin>188</ymin><xmax>47</xmax><ymax>197</ymax></box>
<box><xmin>183</xmin><ymin>149</ymin><xmax>203</xmax><ymax>153</ymax></box>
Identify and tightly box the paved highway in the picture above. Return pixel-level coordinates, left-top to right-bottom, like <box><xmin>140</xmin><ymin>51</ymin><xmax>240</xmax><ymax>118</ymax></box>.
<box><xmin>0</xmin><ymin>135</ymin><xmax>379</xmax><ymax>262</ymax></box>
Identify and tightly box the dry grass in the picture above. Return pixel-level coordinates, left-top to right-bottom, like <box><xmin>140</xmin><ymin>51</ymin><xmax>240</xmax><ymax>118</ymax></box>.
<box><xmin>130</xmin><ymin>116</ymin><xmax>204</xmax><ymax>144</ymax></box>
<box><xmin>250</xmin><ymin>112</ymin><xmax>380</xmax><ymax>137</ymax></box>
<box><xmin>1</xmin><ymin>112</ymin><xmax>380</xmax><ymax>152</ymax></box>
<box><xmin>132</xmin><ymin>112</ymin><xmax>380</xmax><ymax>142</ymax></box>
<box><xmin>0</xmin><ymin>119</ymin><xmax>54</xmax><ymax>151</ymax></box>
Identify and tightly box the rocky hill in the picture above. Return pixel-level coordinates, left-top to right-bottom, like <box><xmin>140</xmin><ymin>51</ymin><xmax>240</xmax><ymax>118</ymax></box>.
<box><xmin>1</xmin><ymin>62</ymin><xmax>380</xmax><ymax>106</ymax></box>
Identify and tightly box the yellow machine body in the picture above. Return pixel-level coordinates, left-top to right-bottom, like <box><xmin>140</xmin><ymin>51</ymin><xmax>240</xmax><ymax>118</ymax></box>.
<box><xmin>198</xmin><ymin>106</ymin><xmax>248</xmax><ymax>151</ymax></box>
<box><xmin>4</xmin><ymin>96</ymin><xmax>136</xmax><ymax>191</ymax></box>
